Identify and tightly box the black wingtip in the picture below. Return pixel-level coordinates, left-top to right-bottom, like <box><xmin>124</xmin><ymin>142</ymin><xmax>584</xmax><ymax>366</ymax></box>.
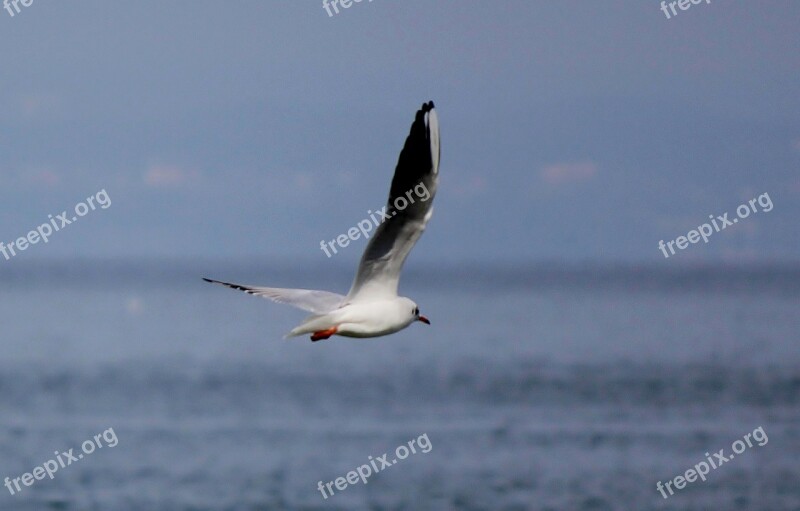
<box><xmin>202</xmin><ymin>277</ymin><xmax>213</xmax><ymax>283</ymax></box>
<box><xmin>421</xmin><ymin>100</ymin><xmax>435</xmax><ymax>112</ymax></box>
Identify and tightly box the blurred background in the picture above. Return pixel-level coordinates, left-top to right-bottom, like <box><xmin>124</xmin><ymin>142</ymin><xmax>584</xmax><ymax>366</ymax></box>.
<box><xmin>1</xmin><ymin>1</ymin><xmax>798</xmax><ymax>509</ymax></box>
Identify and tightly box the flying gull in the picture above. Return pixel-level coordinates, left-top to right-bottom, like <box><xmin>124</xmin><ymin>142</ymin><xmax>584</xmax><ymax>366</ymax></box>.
<box><xmin>204</xmin><ymin>101</ymin><xmax>440</xmax><ymax>341</ymax></box>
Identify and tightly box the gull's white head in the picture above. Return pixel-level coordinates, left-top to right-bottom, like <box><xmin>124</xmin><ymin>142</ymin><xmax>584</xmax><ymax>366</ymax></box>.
<box><xmin>399</xmin><ymin>296</ymin><xmax>430</xmax><ymax>326</ymax></box>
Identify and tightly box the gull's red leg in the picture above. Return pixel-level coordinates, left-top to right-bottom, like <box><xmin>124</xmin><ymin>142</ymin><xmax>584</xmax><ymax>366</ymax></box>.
<box><xmin>310</xmin><ymin>326</ymin><xmax>338</xmax><ymax>342</ymax></box>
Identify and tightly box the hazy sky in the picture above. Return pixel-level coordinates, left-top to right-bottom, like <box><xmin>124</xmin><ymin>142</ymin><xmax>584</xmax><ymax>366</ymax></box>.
<box><xmin>1</xmin><ymin>1</ymin><xmax>799</xmax><ymax>265</ymax></box>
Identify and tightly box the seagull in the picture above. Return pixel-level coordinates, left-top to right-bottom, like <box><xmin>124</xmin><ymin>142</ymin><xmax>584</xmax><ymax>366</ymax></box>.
<box><xmin>203</xmin><ymin>101</ymin><xmax>440</xmax><ymax>341</ymax></box>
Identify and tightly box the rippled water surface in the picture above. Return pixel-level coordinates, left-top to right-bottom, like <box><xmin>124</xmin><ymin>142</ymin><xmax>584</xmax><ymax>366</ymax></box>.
<box><xmin>1</xmin><ymin>262</ymin><xmax>798</xmax><ymax>510</ymax></box>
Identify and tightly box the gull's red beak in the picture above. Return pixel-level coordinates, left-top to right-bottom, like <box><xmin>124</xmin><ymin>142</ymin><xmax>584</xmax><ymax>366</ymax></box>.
<box><xmin>418</xmin><ymin>315</ymin><xmax>430</xmax><ymax>325</ymax></box>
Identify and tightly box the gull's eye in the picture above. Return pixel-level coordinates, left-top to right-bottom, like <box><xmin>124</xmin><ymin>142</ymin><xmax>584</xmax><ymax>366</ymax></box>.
<box><xmin>413</xmin><ymin>307</ymin><xmax>419</xmax><ymax>316</ymax></box>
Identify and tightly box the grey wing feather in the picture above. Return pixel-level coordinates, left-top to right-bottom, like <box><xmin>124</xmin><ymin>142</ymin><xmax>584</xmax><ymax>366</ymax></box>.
<box><xmin>202</xmin><ymin>278</ymin><xmax>345</xmax><ymax>314</ymax></box>
<box><xmin>347</xmin><ymin>101</ymin><xmax>440</xmax><ymax>300</ymax></box>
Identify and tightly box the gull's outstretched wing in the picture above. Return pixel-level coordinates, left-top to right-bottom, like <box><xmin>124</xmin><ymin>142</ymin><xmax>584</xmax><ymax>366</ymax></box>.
<box><xmin>347</xmin><ymin>101</ymin><xmax>440</xmax><ymax>301</ymax></box>
<box><xmin>202</xmin><ymin>278</ymin><xmax>345</xmax><ymax>314</ymax></box>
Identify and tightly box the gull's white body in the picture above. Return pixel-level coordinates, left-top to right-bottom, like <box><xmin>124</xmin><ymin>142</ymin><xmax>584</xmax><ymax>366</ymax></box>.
<box><xmin>288</xmin><ymin>297</ymin><xmax>419</xmax><ymax>339</ymax></box>
<box><xmin>204</xmin><ymin>101</ymin><xmax>440</xmax><ymax>341</ymax></box>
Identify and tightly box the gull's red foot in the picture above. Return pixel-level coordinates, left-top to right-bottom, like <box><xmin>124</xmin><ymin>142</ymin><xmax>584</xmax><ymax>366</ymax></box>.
<box><xmin>310</xmin><ymin>327</ymin><xmax>338</xmax><ymax>342</ymax></box>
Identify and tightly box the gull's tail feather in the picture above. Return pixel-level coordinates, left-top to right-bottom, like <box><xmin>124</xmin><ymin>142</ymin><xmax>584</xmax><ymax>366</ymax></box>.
<box><xmin>284</xmin><ymin>314</ymin><xmax>338</xmax><ymax>339</ymax></box>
